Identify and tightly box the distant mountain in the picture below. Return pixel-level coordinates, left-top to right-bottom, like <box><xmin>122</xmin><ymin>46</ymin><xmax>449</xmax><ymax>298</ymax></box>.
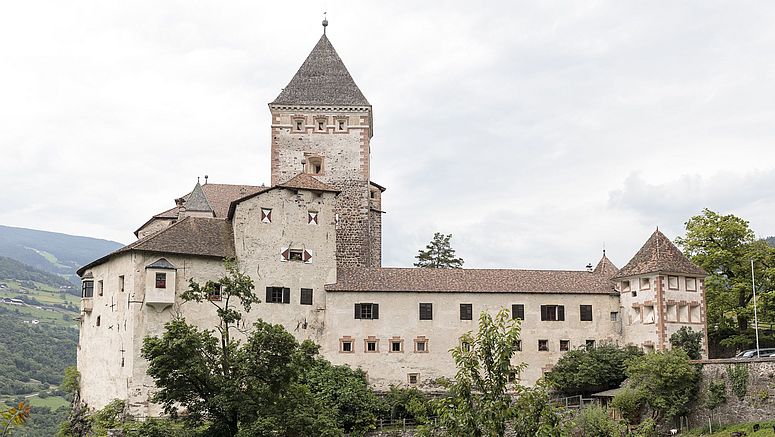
<box><xmin>767</xmin><ymin>236</ymin><xmax>775</xmax><ymax>248</ymax></box>
<box><xmin>0</xmin><ymin>256</ymin><xmax>72</xmax><ymax>288</ymax></box>
<box><xmin>0</xmin><ymin>225</ymin><xmax>123</xmax><ymax>284</ymax></box>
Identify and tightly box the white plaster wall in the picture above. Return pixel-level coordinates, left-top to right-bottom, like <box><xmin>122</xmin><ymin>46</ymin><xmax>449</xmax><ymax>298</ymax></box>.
<box><xmin>323</xmin><ymin>291</ymin><xmax>621</xmax><ymax>388</ymax></box>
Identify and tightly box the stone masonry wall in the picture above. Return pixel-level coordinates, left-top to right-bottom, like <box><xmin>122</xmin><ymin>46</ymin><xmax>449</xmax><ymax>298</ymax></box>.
<box><xmin>690</xmin><ymin>358</ymin><xmax>775</xmax><ymax>427</ymax></box>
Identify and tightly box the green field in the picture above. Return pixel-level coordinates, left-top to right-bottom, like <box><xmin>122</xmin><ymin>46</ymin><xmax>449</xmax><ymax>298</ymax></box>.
<box><xmin>27</xmin><ymin>394</ymin><xmax>69</xmax><ymax>410</ymax></box>
<box><xmin>687</xmin><ymin>420</ymin><xmax>775</xmax><ymax>436</ymax></box>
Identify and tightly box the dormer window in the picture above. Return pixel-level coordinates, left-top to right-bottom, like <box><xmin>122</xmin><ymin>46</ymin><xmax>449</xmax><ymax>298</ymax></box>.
<box><xmin>305</xmin><ymin>156</ymin><xmax>323</xmax><ymax>175</ymax></box>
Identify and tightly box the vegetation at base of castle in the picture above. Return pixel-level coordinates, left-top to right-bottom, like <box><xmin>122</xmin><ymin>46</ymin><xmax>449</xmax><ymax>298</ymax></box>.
<box><xmin>414</xmin><ymin>232</ymin><xmax>464</xmax><ymax>269</ymax></box>
<box><xmin>382</xmin><ymin>386</ymin><xmax>432</xmax><ymax>425</ymax></box>
<box><xmin>543</xmin><ymin>343</ymin><xmax>643</xmax><ymax>397</ymax></box>
<box><xmin>726</xmin><ymin>363</ymin><xmax>748</xmax><ymax>400</ymax></box>
<box><xmin>676</xmin><ymin>209</ymin><xmax>775</xmax><ymax>353</ymax></box>
<box><xmin>571</xmin><ymin>404</ymin><xmax>626</xmax><ymax>437</ymax></box>
<box><xmin>419</xmin><ymin>309</ymin><xmax>570</xmax><ymax>437</ymax></box>
<box><xmin>706</xmin><ymin>380</ymin><xmax>727</xmax><ymax>411</ymax></box>
<box><xmin>625</xmin><ymin>349</ymin><xmax>699</xmax><ymax>422</ymax></box>
<box><xmin>670</xmin><ymin>326</ymin><xmax>704</xmax><ymax>360</ymax></box>
<box><xmin>611</xmin><ymin>387</ymin><xmax>646</xmax><ymax>427</ymax></box>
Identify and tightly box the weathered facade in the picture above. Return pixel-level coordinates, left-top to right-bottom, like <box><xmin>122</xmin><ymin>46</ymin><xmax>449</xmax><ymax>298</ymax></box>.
<box><xmin>77</xmin><ymin>27</ymin><xmax>709</xmax><ymax>416</ymax></box>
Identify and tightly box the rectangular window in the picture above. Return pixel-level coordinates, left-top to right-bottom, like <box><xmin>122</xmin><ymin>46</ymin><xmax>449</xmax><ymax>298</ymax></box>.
<box><xmin>365</xmin><ymin>339</ymin><xmax>378</xmax><ymax>353</ymax></box>
<box><xmin>538</xmin><ymin>339</ymin><xmax>549</xmax><ymax>351</ymax></box>
<box><xmin>580</xmin><ymin>305</ymin><xmax>593</xmax><ymax>321</ymax></box>
<box><xmin>208</xmin><ymin>283</ymin><xmax>222</xmax><ymax>301</ymax></box>
<box><xmin>621</xmin><ymin>280</ymin><xmax>631</xmax><ymax>292</ymax></box>
<box><xmin>340</xmin><ymin>340</ymin><xmax>354</xmax><ymax>353</ymax></box>
<box><xmin>82</xmin><ymin>281</ymin><xmax>94</xmax><ymax>298</ymax></box>
<box><xmin>354</xmin><ymin>303</ymin><xmax>379</xmax><ymax>320</ymax></box>
<box><xmin>512</xmin><ymin>304</ymin><xmax>525</xmax><ymax>320</ymax></box>
<box><xmin>610</xmin><ymin>311</ymin><xmax>619</xmax><ymax>322</ymax></box>
<box><xmin>668</xmin><ymin>275</ymin><xmax>679</xmax><ymax>290</ymax></box>
<box><xmin>118</xmin><ymin>275</ymin><xmax>124</xmax><ymax>293</ymax></box>
<box><xmin>300</xmin><ymin>288</ymin><xmax>313</xmax><ymax>305</ymax></box>
<box><xmin>289</xmin><ymin>249</ymin><xmax>304</xmax><ymax>261</ymax></box>
<box><xmin>631</xmin><ymin>290</ymin><xmax>637</xmax><ymax>298</ymax></box>
<box><xmin>408</xmin><ymin>373</ymin><xmax>419</xmax><ymax>385</ymax></box>
<box><xmin>686</xmin><ymin>277</ymin><xmax>697</xmax><ymax>291</ymax></box>
<box><xmin>294</xmin><ymin>117</ymin><xmax>304</xmax><ymax>131</ymax></box>
<box><xmin>97</xmin><ymin>280</ymin><xmax>104</xmax><ymax>296</ymax></box>
<box><xmin>540</xmin><ymin>305</ymin><xmax>565</xmax><ymax>321</ymax></box>
<box><xmin>415</xmin><ymin>337</ymin><xmax>428</xmax><ymax>353</ymax></box>
<box><xmin>461</xmin><ymin>341</ymin><xmax>472</xmax><ymax>352</ymax></box>
<box><xmin>266</xmin><ymin>287</ymin><xmax>290</xmax><ymax>304</ymax></box>
<box><xmin>460</xmin><ymin>303</ymin><xmax>473</xmax><ymax>320</ymax></box>
<box><xmin>261</xmin><ymin>208</ymin><xmax>272</xmax><ymax>223</ymax></box>
<box><xmin>419</xmin><ymin>303</ymin><xmax>433</xmax><ymax>320</ymax></box>
<box><xmin>586</xmin><ymin>340</ymin><xmax>596</xmax><ymax>350</ymax></box>
<box><xmin>390</xmin><ymin>339</ymin><xmax>403</xmax><ymax>353</ymax></box>
<box><xmin>155</xmin><ymin>273</ymin><xmax>166</xmax><ymax>289</ymax></box>
<box><xmin>514</xmin><ymin>339</ymin><xmax>522</xmax><ymax>352</ymax></box>
<box><xmin>560</xmin><ymin>340</ymin><xmax>570</xmax><ymax>351</ymax></box>
<box><xmin>640</xmin><ymin>277</ymin><xmax>651</xmax><ymax>290</ymax></box>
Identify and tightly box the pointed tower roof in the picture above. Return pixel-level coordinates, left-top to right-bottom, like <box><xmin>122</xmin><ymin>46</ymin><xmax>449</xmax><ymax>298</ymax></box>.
<box><xmin>182</xmin><ymin>181</ymin><xmax>214</xmax><ymax>213</ymax></box>
<box><xmin>612</xmin><ymin>229</ymin><xmax>707</xmax><ymax>279</ymax></box>
<box><xmin>593</xmin><ymin>252</ymin><xmax>619</xmax><ymax>279</ymax></box>
<box><xmin>271</xmin><ymin>34</ymin><xmax>369</xmax><ymax>107</ymax></box>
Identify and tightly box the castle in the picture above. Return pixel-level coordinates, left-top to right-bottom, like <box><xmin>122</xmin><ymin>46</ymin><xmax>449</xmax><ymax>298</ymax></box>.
<box><xmin>77</xmin><ymin>25</ymin><xmax>709</xmax><ymax>416</ymax></box>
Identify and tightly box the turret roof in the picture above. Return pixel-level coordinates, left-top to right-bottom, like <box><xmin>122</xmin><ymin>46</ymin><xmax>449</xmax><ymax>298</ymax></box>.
<box><xmin>612</xmin><ymin>229</ymin><xmax>707</xmax><ymax>279</ymax></box>
<box><xmin>182</xmin><ymin>181</ymin><xmax>213</xmax><ymax>213</ymax></box>
<box><xmin>271</xmin><ymin>34</ymin><xmax>369</xmax><ymax>107</ymax></box>
<box><xmin>593</xmin><ymin>253</ymin><xmax>619</xmax><ymax>279</ymax></box>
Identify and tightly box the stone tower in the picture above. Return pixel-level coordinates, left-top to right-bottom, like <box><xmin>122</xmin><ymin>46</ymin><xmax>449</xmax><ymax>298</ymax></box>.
<box><xmin>269</xmin><ymin>28</ymin><xmax>382</xmax><ymax>268</ymax></box>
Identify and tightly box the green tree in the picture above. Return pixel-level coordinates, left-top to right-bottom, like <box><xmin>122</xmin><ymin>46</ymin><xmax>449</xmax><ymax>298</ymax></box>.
<box><xmin>424</xmin><ymin>309</ymin><xmax>568</xmax><ymax>436</ymax></box>
<box><xmin>610</xmin><ymin>387</ymin><xmax>645</xmax><ymax>427</ymax></box>
<box><xmin>57</xmin><ymin>367</ymin><xmax>90</xmax><ymax>437</ymax></box>
<box><xmin>670</xmin><ymin>327</ymin><xmax>704</xmax><ymax>360</ymax></box>
<box><xmin>544</xmin><ymin>344</ymin><xmax>643</xmax><ymax>396</ymax></box>
<box><xmin>625</xmin><ymin>349</ymin><xmax>699</xmax><ymax>421</ymax></box>
<box><xmin>675</xmin><ymin>209</ymin><xmax>775</xmax><ymax>351</ymax></box>
<box><xmin>414</xmin><ymin>233</ymin><xmax>464</xmax><ymax>269</ymax></box>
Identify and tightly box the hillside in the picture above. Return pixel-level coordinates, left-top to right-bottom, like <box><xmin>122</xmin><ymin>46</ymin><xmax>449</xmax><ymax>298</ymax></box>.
<box><xmin>0</xmin><ymin>225</ymin><xmax>122</xmax><ymax>284</ymax></box>
<box><xmin>767</xmin><ymin>236</ymin><xmax>775</xmax><ymax>248</ymax></box>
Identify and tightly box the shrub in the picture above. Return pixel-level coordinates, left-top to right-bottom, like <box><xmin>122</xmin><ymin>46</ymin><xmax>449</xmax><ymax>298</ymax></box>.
<box><xmin>571</xmin><ymin>405</ymin><xmax>624</xmax><ymax>437</ymax></box>
<box><xmin>610</xmin><ymin>387</ymin><xmax>644</xmax><ymax>426</ymax></box>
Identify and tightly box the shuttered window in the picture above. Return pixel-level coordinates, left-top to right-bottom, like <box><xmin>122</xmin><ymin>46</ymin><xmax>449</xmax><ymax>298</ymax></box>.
<box><xmin>540</xmin><ymin>305</ymin><xmax>565</xmax><ymax>321</ymax></box>
<box><xmin>266</xmin><ymin>287</ymin><xmax>290</xmax><ymax>304</ymax></box>
<box><xmin>580</xmin><ymin>305</ymin><xmax>593</xmax><ymax>321</ymax></box>
<box><xmin>419</xmin><ymin>303</ymin><xmax>433</xmax><ymax>320</ymax></box>
<box><xmin>460</xmin><ymin>304</ymin><xmax>473</xmax><ymax>320</ymax></box>
<box><xmin>511</xmin><ymin>304</ymin><xmax>525</xmax><ymax>320</ymax></box>
<box><xmin>354</xmin><ymin>303</ymin><xmax>379</xmax><ymax>320</ymax></box>
<box><xmin>300</xmin><ymin>288</ymin><xmax>313</xmax><ymax>305</ymax></box>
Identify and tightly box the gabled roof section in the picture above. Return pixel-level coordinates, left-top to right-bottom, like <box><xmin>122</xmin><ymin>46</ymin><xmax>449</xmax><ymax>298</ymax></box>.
<box><xmin>612</xmin><ymin>229</ymin><xmax>708</xmax><ymax>279</ymax></box>
<box><xmin>278</xmin><ymin>173</ymin><xmax>339</xmax><ymax>193</ymax></box>
<box><xmin>593</xmin><ymin>253</ymin><xmax>619</xmax><ymax>279</ymax></box>
<box><xmin>182</xmin><ymin>181</ymin><xmax>214</xmax><ymax>213</ymax></box>
<box><xmin>145</xmin><ymin>258</ymin><xmax>176</xmax><ymax>270</ymax></box>
<box><xmin>370</xmin><ymin>181</ymin><xmax>386</xmax><ymax>192</ymax></box>
<box><xmin>271</xmin><ymin>34</ymin><xmax>369</xmax><ymax>107</ymax></box>
<box><xmin>327</xmin><ymin>267</ymin><xmax>617</xmax><ymax>294</ymax></box>
<box><xmin>79</xmin><ymin>217</ymin><xmax>234</xmax><ymax>276</ymax></box>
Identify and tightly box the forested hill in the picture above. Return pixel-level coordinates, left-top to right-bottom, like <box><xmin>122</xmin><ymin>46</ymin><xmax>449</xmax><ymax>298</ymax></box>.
<box><xmin>0</xmin><ymin>256</ymin><xmax>72</xmax><ymax>288</ymax></box>
<box><xmin>0</xmin><ymin>225</ymin><xmax>122</xmax><ymax>284</ymax></box>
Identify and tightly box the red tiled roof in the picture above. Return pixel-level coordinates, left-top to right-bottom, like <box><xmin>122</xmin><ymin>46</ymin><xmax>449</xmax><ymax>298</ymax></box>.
<box><xmin>326</xmin><ymin>267</ymin><xmax>617</xmax><ymax>294</ymax></box>
<box><xmin>593</xmin><ymin>254</ymin><xmax>619</xmax><ymax>279</ymax></box>
<box><xmin>612</xmin><ymin>230</ymin><xmax>707</xmax><ymax>279</ymax></box>
<box><xmin>278</xmin><ymin>173</ymin><xmax>339</xmax><ymax>193</ymax></box>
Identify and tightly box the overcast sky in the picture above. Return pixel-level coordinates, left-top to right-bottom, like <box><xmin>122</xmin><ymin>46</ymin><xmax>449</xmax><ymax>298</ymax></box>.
<box><xmin>2</xmin><ymin>1</ymin><xmax>775</xmax><ymax>270</ymax></box>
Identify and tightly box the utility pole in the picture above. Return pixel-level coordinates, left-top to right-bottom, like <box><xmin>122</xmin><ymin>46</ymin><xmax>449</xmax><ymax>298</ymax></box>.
<box><xmin>752</xmin><ymin>259</ymin><xmax>761</xmax><ymax>358</ymax></box>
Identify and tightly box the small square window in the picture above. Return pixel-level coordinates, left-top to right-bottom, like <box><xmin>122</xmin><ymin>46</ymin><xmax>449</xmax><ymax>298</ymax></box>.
<box><xmin>686</xmin><ymin>277</ymin><xmax>697</xmax><ymax>291</ymax></box>
<box><xmin>300</xmin><ymin>288</ymin><xmax>313</xmax><ymax>305</ymax></box>
<box><xmin>461</xmin><ymin>341</ymin><xmax>472</xmax><ymax>352</ymax></box>
<box><xmin>560</xmin><ymin>340</ymin><xmax>570</xmax><ymax>352</ymax></box>
<box><xmin>305</xmin><ymin>157</ymin><xmax>323</xmax><ymax>175</ymax></box>
<box><xmin>460</xmin><ymin>303</ymin><xmax>473</xmax><ymax>320</ymax></box>
<box><xmin>610</xmin><ymin>311</ymin><xmax>619</xmax><ymax>322</ymax></box>
<box><xmin>538</xmin><ymin>340</ymin><xmax>549</xmax><ymax>351</ymax></box>
<box><xmin>621</xmin><ymin>280</ymin><xmax>631</xmax><ymax>292</ymax></box>
<box><xmin>207</xmin><ymin>283</ymin><xmax>222</xmax><ymax>301</ymax></box>
<box><xmin>337</xmin><ymin>118</ymin><xmax>347</xmax><ymax>131</ymax></box>
<box><xmin>419</xmin><ymin>303</ymin><xmax>433</xmax><ymax>320</ymax></box>
<box><xmin>631</xmin><ymin>290</ymin><xmax>637</xmax><ymax>298</ymax></box>
<box><xmin>365</xmin><ymin>340</ymin><xmax>378</xmax><ymax>353</ymax></box>
<box><xmin>390</xmin><ymin>339</ymin><xmax>403</xmax><ymax>353</ymax></box>
<box><xmin>340</xmin><ymin>339</ymin><xmax>354</xmax><ymax>353</ymax></box>
<box><xmin>514</xmin><ymin>339</ymin><xmax>522</xmax><ymax>352</ymax></box>
<box><xmin>408</xmin><ymin>373</ymin><xmax>419</xmax><ymax>385</ymax></box>
<box><xmin>586</xmin><ymin>340</ymin><xmax>596</xmax><ymax>350</ymax></box>
<box><xmin>415</xmin><ymin>337</ymin><xmax>428</xmax><ymax>353</ymax></box>
<box><xmin>289</xmin><ymin>249</ymin><xmax>304</xmax><ymax>261</ymax></box>
<box><xmin>640</xmin><ymin>277</ymin><xmax>651</xmax><ymax>290</ymax></box>
<box><xmin>668</xmin><ymin>276</ymin><xmax>679</xmax><ymax>290</ymax></box>
<box><xmin>294</xmin><ymin>118</ymin><xmax>304</xmax><ymax>131</ymax></box>
<box><xmin>155</xmin><ymin>273</ymin><xmax>166</xmax><ymax>289</ymax></box>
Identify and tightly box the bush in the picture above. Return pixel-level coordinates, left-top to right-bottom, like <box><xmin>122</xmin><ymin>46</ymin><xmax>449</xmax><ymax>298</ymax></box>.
<box><xmin>571</xmin><ymin>405</ymin><xmax>624</xmax><ymax>437</ymax></box>
<box><xmin>610</xmin><ymin>387</ymin><xmax>644</xmax><ymax>426</ymax></box>
<box><xmin>545</xmin><ymin>344</ymin><xmax>643</xmax><ymax>396</ymax></box>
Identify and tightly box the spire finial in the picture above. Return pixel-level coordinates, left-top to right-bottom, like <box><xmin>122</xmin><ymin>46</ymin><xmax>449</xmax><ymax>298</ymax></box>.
<box><xmin>322</xmin><ymin>12</ymin><xmax>328</xmax><ymax>34</ymax></box>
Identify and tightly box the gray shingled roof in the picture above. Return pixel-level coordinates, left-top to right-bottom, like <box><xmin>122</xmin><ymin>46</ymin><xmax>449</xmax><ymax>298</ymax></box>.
<box><xmin>327</xmin><ymin>267</ymin><xmax>617</xmax><ymax>294</ymax></box>
<box><xmin>271</xmin><ymin>34</ymin><xmax>369</xmax><ymax>106</ymax></box>
<box><xmin>145</xmin><ymin>258</ymin><xmax>176</xmax><ymax>270</ymax></box>
<box><xmin>612</xmin><ymin>229</ymin><xmax>708</xmax><ymax>279</ymax></box>
<box><xmin>182</xmin><ymin>181</ymin><xmax>213</xmax><ymax>213</ymax></box>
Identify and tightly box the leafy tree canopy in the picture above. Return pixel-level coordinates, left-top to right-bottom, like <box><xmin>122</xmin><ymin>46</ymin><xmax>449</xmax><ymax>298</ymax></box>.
<box><xmin>670</xmin><ymin>327</ymin><xmax>704</xmax><ymax>360</ymax></box>
<box><xmin>624</xmin><ymin>349</ymin><xmax>699</xmax><ymax>421</ymax></box>
<box><xmin>675</xmin><ymin>209</ymin><xmax>775</xmax><ymax>352</ymax></box>
<box><xmin>414</xmin><ymin>232</ymin><xmax>464</xmax><ymax>269</ymax></box>
<box><xmin>544</xmin><ymin>344</ymin><xmax>643</xmax><ymax>397</ymax></box>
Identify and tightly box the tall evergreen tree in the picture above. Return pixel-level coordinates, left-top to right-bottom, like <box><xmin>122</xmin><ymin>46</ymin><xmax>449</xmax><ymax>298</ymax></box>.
<box><xmin>414</xmin><ymin>233</ymin><xmax>464</xmax><ymax>269</ymax></box>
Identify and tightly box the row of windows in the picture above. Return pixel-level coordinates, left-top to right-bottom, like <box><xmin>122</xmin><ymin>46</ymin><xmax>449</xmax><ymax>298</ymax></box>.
<box><xmin>340</xmin><ymin>336</ymin><xmax>428</xmax><ymax>354</ymax></box>
<box><xmin>261</xmin><ymin>208</ymin><xmax>319</xmax><ymax>225</ymax></box>
<box><xmin>265</xmin><ymin>287</ymin><xmax>314</xmax><ymax>305</ymax></box>
<box><xmin>621</xmin><ymin>276</ymin><xmax>698</xmax><ymax>293</ymax></box>
<box><xmin>293</xmin><ymin>116</ymin><xmax>349</xmax><ymax>132</ymax></box>
<box><xmin>460</xmin><ymin>338</ymin><xmax>596</xmax><ymax>353</ymax></box>
<box><xmin>82</xmin><ymin>276</ymin><xmax>125</xmax><ymax>298</ymax></box>
<box><xmin>355</xmin><ymin>303</ymin><xmax>617</xmax><ymax>322</ymax></box>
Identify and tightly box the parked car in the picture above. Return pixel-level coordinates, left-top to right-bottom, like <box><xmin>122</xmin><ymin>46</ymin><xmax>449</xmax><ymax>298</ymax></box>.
<box><xmin>734</xmin><ymin>348</ymin><xmax>775</xmax><ymax>359</ymax></box>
